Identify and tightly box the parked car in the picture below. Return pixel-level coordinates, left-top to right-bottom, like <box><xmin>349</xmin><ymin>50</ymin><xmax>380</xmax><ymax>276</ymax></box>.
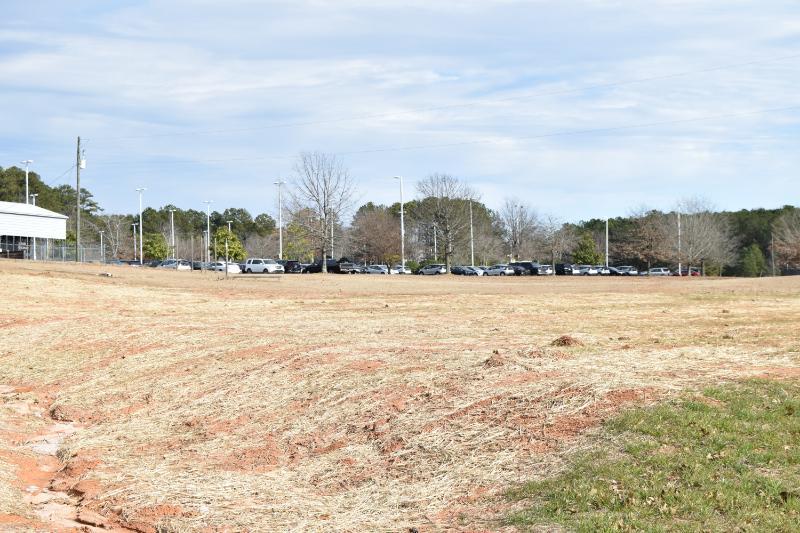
<box><xmin>463</xmin><ymin>266</ymin><xmax>484</xmax><ymax>276</ymax></box>
<box><xmin>451</xmin><ymin>265</ymin><xmax>468</xmax><ymax>275</ymax></box>
<box><xmin>675</xmin><ymin>267</ymin><xmax>701</xmax><ymax>276</ymax></box>
<box><xmin>484</xmin><ymin>264</ymin><xmax>515</xmax><ymax>276</ymax></box>
<box><xmin>595</xmin><ymin>265</ymin><xmax>611</xmax><ymax>275</ymax></box>
<box><xmin>365</xmin><ymin>264</ymin><xmax>389</xmax><ymax>275</ymax></box>
<box><xmin>576</xmin><ymin>265</ymin><xmax>599</xmax><ymax>275</ymax></box>
<box><xmin>392</xmin><ymin>264</ymin><xmax>412</xmax><ymax>275</ymax></box>
<box><xmin>647</xmin><ymin>267</ymin><xmax>672</xmax><ymax>276</ymax></box>
<box><xmin>555</xmin><ymin>263</ymin><xmax>574</xmax><ymax>275</ymax></box>
<box><xmin>304</xmin><ymin>259</ymin><xmax>340</xmax><ymax>273</ymax></box>
<box><xmin>418</xmin><ymin>264</ymin><xmax>446</xmax><ymax>275</ymax></box>
<box><xmin>147</xmin><ymin>260</ymin><xmax>162</xmax><ymax>268</ymax></box>
<box><xmin>337</xmin><ymin>260</ymin><xmax>363</xmax><ymax>274</ymax></box>
<box><xmin>280</xmin><ymin>260</ymin><xmax>304</xmax><ymax>273</ymax></box>
<box><xmin>211</xmin><ymin>261</ymin><xmax>241</xmax><ymax>274</ymax></box>
<box><xmin>611</xmin><ymin>265</ymin><xmax>639</xmax><ymax>276</ymax></box>
<box><xmin>508</xmin><ymin>261</ymin><xmax>552</xmax><ymax>276</ymax></box>
<box><xmin>243</xmin><ymin>258</ymin><xmax>284</xmax><ymax>274</ymax></box>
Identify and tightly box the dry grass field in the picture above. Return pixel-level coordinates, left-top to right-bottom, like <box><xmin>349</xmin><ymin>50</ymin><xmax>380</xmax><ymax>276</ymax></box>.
<box><xmin>0</xmin><ymin>260</ymin><xmax>799</xmax><ymax>531</ymax></box>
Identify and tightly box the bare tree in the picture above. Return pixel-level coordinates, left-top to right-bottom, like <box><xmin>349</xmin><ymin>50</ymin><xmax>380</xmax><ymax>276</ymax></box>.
<box><xmin>290</xmin><ymin>152</ymin><xmax>356</xmax><ymax>273</ymax></box>
<box><xmin>415</xmin><ymin>173</ymin><xmax>475</xmax><ymax>272</ymax></box>
<box><xmin>90</xmin><ymin>214</ymin><xmax>130</xmax><ymax>259</ymax></box>
<box><xmin>772</xmin><ymin>210</ymin><xmax>800</xmax><ymax>266</ymax></box>
<box><xmin>540</xmin><ymin>215</ymin><xmax>576</xmax><ymax>270</ymax></box>
<box><xmin>672</xmin><ymin>198</ymin><xmax>737</xmax><ymax>273</ymax></box>
<box><xmin>500</xmin><ymin>199</ymin><xmax>539</xmax><ymax>261</ymax></box>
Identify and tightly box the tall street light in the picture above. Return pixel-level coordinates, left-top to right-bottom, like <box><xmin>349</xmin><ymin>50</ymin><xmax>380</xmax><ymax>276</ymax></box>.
<box><xmin>21</xmin><ymin>160</ymin><xmax>33</xmax><ymax>204</ymax></box>
<box><xmin>99</xmin><ymin>230</ymin><xmax>105</xmax><ymax>264</ymax></box>
<box><xmin>169</xmin><ymin>208</ymin><xmax>176</xmax><ymax>261</ymax></box>
<box><xmin>393</xmin><ymin>176</ymin><xmax>405</xmax><ymax>270</ymax></box>
<box><xmin>135</xmin><ymin>188</ymin><xmax>146</xmax><ymax>265</ymax></box>
<box><xmin>203</xmin><ymin>200</ymin><xmax>213</xmax><ymax>262</ymax></box>
<box><xmin>273</xmin><ymin>180</ymin><xmax>285</xmax><ymax>260</ymax></box>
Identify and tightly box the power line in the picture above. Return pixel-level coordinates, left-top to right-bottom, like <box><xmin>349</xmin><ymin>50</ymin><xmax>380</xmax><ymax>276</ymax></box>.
<box><xmin>45</xmin><ymin>163</ymin><xmax>77</xmax><ymax>186</ymax></box>
<box><xmin>87</xmin><ymin>52</ymin><xmax>800</xmax><ymax>144</ymax></box>
<box><xmin>86</xmin><ymin>103</ymin><xmax>800</xmax><ymax>169</ymax></box>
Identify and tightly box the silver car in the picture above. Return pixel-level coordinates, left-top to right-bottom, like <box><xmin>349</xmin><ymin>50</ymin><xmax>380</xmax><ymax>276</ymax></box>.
<box><xmin>484</xmin><ymin>264</ymin><xmax>515</xmax><ymax>276</ymax></box>
<box><xmin>419</xmin><ymin>264</ymin><xmax>446</xmax><ymax>275</ymax></box>
<box><xmin>365</xmin><ymin>264</ymin><xmax>389</xmax><ymax>274</ymax></box>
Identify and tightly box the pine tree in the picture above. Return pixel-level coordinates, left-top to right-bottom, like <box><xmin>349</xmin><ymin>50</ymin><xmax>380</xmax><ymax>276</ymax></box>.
<box><xmin>740</xmin><ymin>243</ymin><xmax>766</xmax><ymax>277</ymax></box>
<box><xmin>572</xmin><ymin>232</ymin><xmax>603</xmax><ymax>264</ymax></box>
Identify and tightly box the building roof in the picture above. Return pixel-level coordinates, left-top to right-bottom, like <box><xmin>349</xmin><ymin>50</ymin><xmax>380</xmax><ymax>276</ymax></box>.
<box><xmin>0</xmin><ymin>201</ymin><xmax>68</xmax><ymax>219</ymax></box>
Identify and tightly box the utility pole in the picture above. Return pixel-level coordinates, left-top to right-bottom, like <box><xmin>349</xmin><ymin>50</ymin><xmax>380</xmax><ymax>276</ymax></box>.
<box><xmin>605</xmin><ymin>218</ymin><xmax>609</xmax><ymax>268</ymax></box>
<box><xmin>677</xmin><ymin>211</ymin><xmax>682</xmax><ymax>276</ymax></box>
<box><xmin>21</xmin><ymin>160</ymin><xmax>33</xmax><ymax>204</ymax></box>
<box><xmin>132</xmin><ymin>223</ymin><xmax>138</xmax><ymax>261</ymax></box>
<box><xmin>29</xmin><ymin>193</ymin><xmax>39</xmax><ymax>260</ymax></box>
<box><xmin>191</xmin><ymin>235</ymin><xmax>194</xmax><ymax>269</ymax></box>
<box><xmin>469</xmin><ymin>199</ymin><xmax>474</xmax><ymax>267</ymax></box>
<box><xmin>331</xmin><ymin>220</ymin><xmax>335</xmax><ymax>260</ymax></box>
<box><xmin>274</xmin><ymin>180</ymin><xmax>284</xmax><ymax>260</ymax></box>
<box><xmin>203</xmin><ymin>201</ymin><xmax>213</xmax><ymax>263</ymax></box>
<box><xmin>75</xmin><ymin>137</ymin><xmax>81</xmax><ymax>262</ymax></box>
<box><xmin>169</xmin><ymin>209</ymin><xmax>176</xmax><ymax>261</ymax></box>
<box><xmin>394</xmin><ymin>176</ymin><xmax>406</xmax><ymax>270</ymax></box>
<box><xmin>136</xmin><ymin>188</ymin><xmax>146</xmax><ymax>265</ymax></box>
<box><xmin>99</xmin><ymin>230</ymin><xmax>105</xmax><ymax>263</ymax></box>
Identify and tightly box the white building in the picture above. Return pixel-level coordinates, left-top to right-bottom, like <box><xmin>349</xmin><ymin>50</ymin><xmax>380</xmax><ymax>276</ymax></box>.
<box><xmin>0</xmin><ymin>201</ymin><xmax>68</xmax><ymax>258</ymax></box>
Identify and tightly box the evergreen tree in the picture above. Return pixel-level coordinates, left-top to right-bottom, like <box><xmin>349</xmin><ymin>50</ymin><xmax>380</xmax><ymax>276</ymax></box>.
<box><xmin>572</xmin><ymin>232</ymin><xmax>603</xmax><ymax>264</ymax></box>
<box><xmin>740</xmin><ymin>243</ymin><xmax>766</xmax><ymax>277</ymax></box>
<box><xmin>211</xmin><ymin>227</ymin><xmax>247</xmax><ymax>261</ymax></box>
<box><xmin>143</xmin><ymin>233</ymin><xmax>169</xmax><ymax>260</ymax></box>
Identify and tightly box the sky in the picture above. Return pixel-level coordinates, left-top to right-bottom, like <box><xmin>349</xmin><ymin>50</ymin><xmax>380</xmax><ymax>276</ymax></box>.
<box><xmin>1</xmin><ymin>0</ymin><xmax>799</xmax><ymax>222</ymax></box>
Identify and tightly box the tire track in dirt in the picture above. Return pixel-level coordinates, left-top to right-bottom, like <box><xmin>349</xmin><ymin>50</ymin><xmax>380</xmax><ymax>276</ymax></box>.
<box><xmin>0</xmin><ymin>385</ymin><xmax>130</xmax><ymax>532</ymax></box>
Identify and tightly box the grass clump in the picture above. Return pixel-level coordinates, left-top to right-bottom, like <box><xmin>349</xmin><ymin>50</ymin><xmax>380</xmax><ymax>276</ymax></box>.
<box><xmin>507</xmin><ymin>380</ymin><xmax>800</xmax><ymax>531</ymax></box>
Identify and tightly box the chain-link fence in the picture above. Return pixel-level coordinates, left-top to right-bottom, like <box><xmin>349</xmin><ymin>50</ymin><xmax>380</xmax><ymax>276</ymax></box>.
<box><xmin>0</xmin><ymin>239</ymin><xmax>107</xmax><ymax>263</ymax></box>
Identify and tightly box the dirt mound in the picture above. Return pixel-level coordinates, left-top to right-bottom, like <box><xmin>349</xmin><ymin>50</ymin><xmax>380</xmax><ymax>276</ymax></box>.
<box><xmin>551</xmin><ymin>335</ymin><xmax>583</xmax><ymax>347</ymax></box>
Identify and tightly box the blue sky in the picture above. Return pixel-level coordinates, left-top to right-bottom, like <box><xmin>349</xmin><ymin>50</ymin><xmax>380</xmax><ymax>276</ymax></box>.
<box><xmin>1</xmin><ymin>0</ymin><xmax>799</xmax><ymax>222</ymax></box>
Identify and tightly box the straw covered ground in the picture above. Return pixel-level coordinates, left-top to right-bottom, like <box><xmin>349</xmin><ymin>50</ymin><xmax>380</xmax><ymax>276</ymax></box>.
<box><xmin>0</xmin><ymin>260</ymin><xmax>799</xmax><ymax>531</ymax></box>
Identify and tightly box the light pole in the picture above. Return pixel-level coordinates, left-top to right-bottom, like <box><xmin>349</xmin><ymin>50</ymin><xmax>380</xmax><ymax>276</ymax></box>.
<box><xmin>169</xmin><ymin>209</ymin><xmax>176</xmax><ymax>261</ymax></box>
<box><xmin>135</xmin><ymin>188</ymin><xmax>146</xmax><ymax>264</ymax></box>
<box><xmin>273</xmin><ymin>180</ymin><xmax>284</xmax><ymax>260</ymax></box>
<box><xmin>605</xmin><ymin>218</ymin><xmax>609</xmax><ymax>268</ymax></box>
<box><xmin>99</xmin><ymin>230</ymin><xmax>105</xmax><ymax>264</ymax></box>
<box><xmin>30</xmin><ymin>193</ymin><xmax>39</xmax><ymax>260</ymax></box>
<box><xmin>226</xmin><ymin>220</ymin><xmax>233</xmax><ymax>267</ymax></box>
<box><xmin>132</xmin><ymin>223</ymin><xmax>138</xmax><ymax>261</ymax></box>
<box><xmin>21</xmin><ymin>160</ymin><xmax>33</xmax><ymax>204</ymax></box>
<box><xmin>203</xmin><ymin>201</ymin><xmax>213</xmax><ymax>263</ymax></box>
<box><xmin>469</xmin><ymin>199</ymin><xmax>474</xmax><ymax>267</ymax></box>
<box><xmin>677</xmin><ymin>211</ymin><xmax>682</xmax><ymax>276</ymax></box>
<box><xmin>393</xmin><ymin>176</ymin><xmax>405</xmax><ymax>270</ymax></box>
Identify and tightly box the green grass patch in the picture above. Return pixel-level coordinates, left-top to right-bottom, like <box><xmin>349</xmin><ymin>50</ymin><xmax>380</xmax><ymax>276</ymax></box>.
<box><xmin>506</xmin><ymin>380</ymin><xmax>800</xmax><ymax>531</ymax></box>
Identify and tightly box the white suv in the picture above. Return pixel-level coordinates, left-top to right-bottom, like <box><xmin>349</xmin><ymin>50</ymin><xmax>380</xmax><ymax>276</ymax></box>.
<box><xmin>244</xmin><ymin>258</ymin><xmax>285</xmax><ymax>274</ymax></box>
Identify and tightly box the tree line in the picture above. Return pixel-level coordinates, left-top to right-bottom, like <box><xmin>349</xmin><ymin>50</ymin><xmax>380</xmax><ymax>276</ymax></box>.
<box><xmin>2</xmin><ymin>160</ymin><xmax>798</xmax><ymax>275</ymax></box>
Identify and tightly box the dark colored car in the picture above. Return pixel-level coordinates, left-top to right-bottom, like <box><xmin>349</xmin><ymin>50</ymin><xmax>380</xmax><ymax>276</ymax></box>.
<box><xmin>451</xmin><ymin>265</ymin><xmax>467</xmax><ymax>275</ymax></box>
<box><xmin>555</xmin><ymin>263</ymin><xmax>574</xmax><ymax>275</ymax></box>
<box><xmin>281</xmin><ymin>260</ymin><xmax>303</xmax><ymax>273</ymax></box>
<box><xmin>511</xmin><ymin>261</ymin><xmax>551</xmax><ymax>275</ymax></box>
<box><xmin>304</xmin><ymin>259</ymin><xmax>340</xmax><ymax>273</ymax></box>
